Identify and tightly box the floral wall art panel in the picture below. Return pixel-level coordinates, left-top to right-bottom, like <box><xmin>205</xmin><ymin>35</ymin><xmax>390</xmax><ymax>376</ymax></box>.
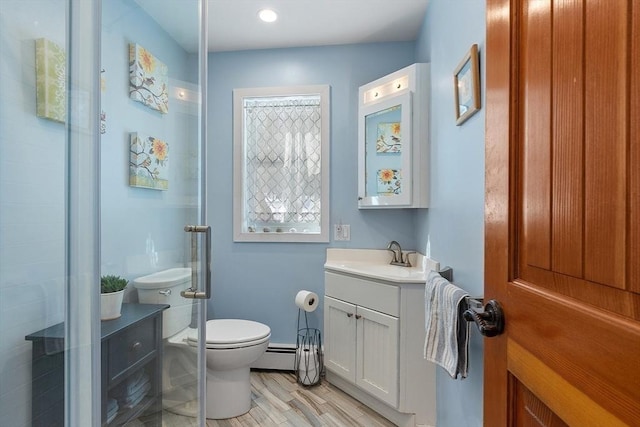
<box><xmin>129</xmin><ymin>43</ymin><xmax>168</xmax><ymax>113</ymax></box>
<box><xmin>376</xmin><ymin>122</ymin><xmax>401</xmax><ymax>153</ymax></box>
<box><xmin>377</xmin><ymin>169</ymin><xmax>402</xmax><ymax>195</ymax></box>
<box><xmin>35</xmin><ymin>38</ymin><xmax>66</xmax><ymax>123</ymax></box>
<box><xmin>129</xmin><ymin>132</ymin><xmax>169</xmax><ymax>190</ymax></box>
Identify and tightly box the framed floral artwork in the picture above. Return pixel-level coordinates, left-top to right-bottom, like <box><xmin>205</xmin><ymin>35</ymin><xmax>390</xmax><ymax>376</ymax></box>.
<box><xmin>377</xmin><ymin>169</ymin><xmax>402</xmax><ymax>195</ymax></box>
<box><xmin>376</xmin><ymin>122</ymin><xmax>401</xmax><ymax>153</ymax></box>
<box><xmin>129</xmin><ymin>43</ymin><xmax>169</xmax><ymax>113</ymax></box>
<box><xmin>35</xmin><ymin>38</ymin><xmax>66</xmax><ymax>123</ymax></box>
<box><xmin>129</xmin><ymin>132</ymin><xmax>169</xmax><ymax>190</ymax></box>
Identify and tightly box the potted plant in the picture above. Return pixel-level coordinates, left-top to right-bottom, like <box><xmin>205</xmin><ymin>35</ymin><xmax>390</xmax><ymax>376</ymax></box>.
<box><xmin>101</xmin><ymin>274</ymin><xmax>128</xmax><ymax>320</ymax></box>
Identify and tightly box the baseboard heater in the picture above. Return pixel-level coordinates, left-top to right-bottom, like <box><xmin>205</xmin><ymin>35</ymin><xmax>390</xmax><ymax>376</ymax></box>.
<box><xmin>251</xmin><ymin>343</ymin><xmax>297</xmax><ymax>371</ymax></box>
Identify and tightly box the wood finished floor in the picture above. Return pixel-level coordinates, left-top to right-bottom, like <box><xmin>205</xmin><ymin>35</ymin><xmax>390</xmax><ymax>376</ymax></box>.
<box><xmin>160</xmin><ymin>370</ymin><xmax>397</xmax><ymax>427</ymax></box>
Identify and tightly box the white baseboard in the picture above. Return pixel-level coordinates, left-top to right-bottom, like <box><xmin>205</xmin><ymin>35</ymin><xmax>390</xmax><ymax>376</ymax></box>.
<box><xmin>251</xmin><ymin>343</ymin><xmax>297</xmax><ymax>371</ymax></box>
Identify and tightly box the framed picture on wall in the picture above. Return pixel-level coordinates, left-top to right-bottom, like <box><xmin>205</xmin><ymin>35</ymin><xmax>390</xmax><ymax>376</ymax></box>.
<box><xmin>453</xmin><ymin>43</ymin><xmax>481</xmax><ymax>125</ymax></box>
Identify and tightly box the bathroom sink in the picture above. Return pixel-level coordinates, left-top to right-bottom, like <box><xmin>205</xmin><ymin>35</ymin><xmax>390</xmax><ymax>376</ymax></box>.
<box><xmin>324</xmin><ymin>248</ymin><xmax>439</xmax><ymax>284</ymax></box>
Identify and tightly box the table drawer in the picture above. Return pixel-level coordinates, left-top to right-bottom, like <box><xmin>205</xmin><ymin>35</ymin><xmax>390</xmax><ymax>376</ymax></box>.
<box><xmin>107</xmin><ymin>317</ymin><xmax>156</xmax><ymax>383</ymax></box>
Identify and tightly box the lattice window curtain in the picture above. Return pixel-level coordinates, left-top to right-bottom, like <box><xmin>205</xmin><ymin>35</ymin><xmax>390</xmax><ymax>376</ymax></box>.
<box><xmin>243</xmin><ymin>95</ymin><xmax>322</xmax><ymax>232</ymax></box>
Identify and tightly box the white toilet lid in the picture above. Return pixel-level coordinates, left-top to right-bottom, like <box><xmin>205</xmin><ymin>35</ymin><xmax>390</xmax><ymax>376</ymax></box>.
<box><xmin>186</xmin><ymin>319</ymin><xmax>270</xmax><ymax>349</ymax></box>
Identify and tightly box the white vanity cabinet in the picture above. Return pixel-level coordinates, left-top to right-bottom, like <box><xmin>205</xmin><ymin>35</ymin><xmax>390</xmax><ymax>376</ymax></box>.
<box><xmin>324</xmin><ymin>273</ymin><xmax>400</xmax><ymax>407</ymax></box>
<box><xmin>358</xmin><ymin>63</ymin><xmax>430</xmax><ymax>209</ymax></box>
<box><xmin>324</xmin><ymin>269</ymin><xmax>436</xmax><ymax>427</ymax></box>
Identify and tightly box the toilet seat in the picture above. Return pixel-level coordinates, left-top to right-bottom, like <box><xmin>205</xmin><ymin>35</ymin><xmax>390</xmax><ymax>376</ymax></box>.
<box><xmin>186</xmin><ymin>319</ymin><xmax>271</xmax><ymax>349</ymax></box>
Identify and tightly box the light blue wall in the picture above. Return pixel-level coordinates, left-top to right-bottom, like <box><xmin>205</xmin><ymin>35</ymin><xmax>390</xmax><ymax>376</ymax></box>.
<box><xmin>100</xmin><ymin>0</ymin><xmax>199</xmax><ymax>284</ymax></box>
<box><xmin>415</xmin><ymin>1</ymin><xmax>486</xmax><ymax>426</ymax></box>
<box><xmin>206</xmin><ymin>44</ymin><xmax>419</xmax><ymax>342</ymax></box>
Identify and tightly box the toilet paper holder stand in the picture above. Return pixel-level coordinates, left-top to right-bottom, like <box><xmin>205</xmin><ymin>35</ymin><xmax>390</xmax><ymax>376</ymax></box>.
<box><xmin>294</xmin><ymin>308</ymin><xmax>324</xmax><ymax>386</ymax></box>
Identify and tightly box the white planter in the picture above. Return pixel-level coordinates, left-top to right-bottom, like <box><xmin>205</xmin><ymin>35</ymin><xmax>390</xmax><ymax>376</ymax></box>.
<box><xmin>101</xmin><ymin>289</ymin><xmax>124</xmax><ymax>320</ymax></box>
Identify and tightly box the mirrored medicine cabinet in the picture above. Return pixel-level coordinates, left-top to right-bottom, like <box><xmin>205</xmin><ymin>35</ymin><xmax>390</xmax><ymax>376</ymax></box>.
<box><xmin>357</xmin><ymin>63</ymin><xmax>430</xmax><ymax>209</ymax></box>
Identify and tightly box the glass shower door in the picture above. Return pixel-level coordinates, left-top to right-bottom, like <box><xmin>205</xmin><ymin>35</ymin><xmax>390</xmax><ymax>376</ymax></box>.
<box><xmin>100</xmin><ymin>0</ymin><xmax>208</xmax><ymax>425</ymax></box>
<box><xmin>1</xmin><ymin>0</ymin><xmax>102</xmax><ymax>426</ymax></box>
<box><xmin>1</xmin><ymin>0</ymin><xmax>208</xmax><ymax>425</ymax></box>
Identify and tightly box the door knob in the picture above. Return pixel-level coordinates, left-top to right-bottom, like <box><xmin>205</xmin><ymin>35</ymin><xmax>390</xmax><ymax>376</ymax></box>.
<box><xmin>463</xmin><ymin>299</ymin><xmax>504</xmax><ymax>337</ymax></box>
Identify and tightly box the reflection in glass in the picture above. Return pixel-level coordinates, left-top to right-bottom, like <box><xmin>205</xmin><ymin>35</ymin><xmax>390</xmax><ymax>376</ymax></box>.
<box><xmin>364</xmin><ymin>104</ymin><xmax>403</xmax><ymax>198</ymax></box>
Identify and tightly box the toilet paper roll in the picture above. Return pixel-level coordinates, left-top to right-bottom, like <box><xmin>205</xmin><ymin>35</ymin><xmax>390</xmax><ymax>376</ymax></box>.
<box><xmin>295</xmin><ymin>290</ymin><xmax>319</xmax><ymax>312</ymax></box>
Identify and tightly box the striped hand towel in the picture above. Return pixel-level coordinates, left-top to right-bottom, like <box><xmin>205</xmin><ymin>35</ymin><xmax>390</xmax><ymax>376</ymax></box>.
<box><xmin>423</xmin><ymin>270</ymin><xmax>470</xmax><ymax>379</ymax></box>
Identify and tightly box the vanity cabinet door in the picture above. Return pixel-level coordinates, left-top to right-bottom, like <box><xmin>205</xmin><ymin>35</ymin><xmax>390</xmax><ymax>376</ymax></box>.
<box><xmin>324</xmin><ymin>296</ymin><xmax>357</xmax><ymax>382</ymax></box>
<box><xmin>355</xmin><ymin>305</ymin><xmax>399</xmax><ymax>407</ymax></box>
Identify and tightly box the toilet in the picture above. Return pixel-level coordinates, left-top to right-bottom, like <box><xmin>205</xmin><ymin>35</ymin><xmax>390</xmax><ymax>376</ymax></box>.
<box><xmin>133</xmin><ymin>268</ymin><xmax>270</xmax><ymax>419</ymax></box>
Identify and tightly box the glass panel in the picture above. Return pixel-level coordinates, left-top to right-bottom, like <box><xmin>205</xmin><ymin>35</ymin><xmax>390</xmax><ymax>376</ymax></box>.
<box><xmin>1</xmin><ymin>0</ymin><xmax>101</xmax><ymax>425</ymax></box>
<box><xmin>364</xmin><ymin>104</ymin><xmax>404</xmax><ymax>197</ymax></box>
<box><xmin>359</xmin><ymin>92</ymin><xmax>412</xmax><ymax>207</ymax></box>
<box><xmin>1</xmin><ymin>1</ymin><xmax>206</xmax><ymax>425</ymax></box>
<box><xmin>101</xmin><ymin>0</ymin><xmax>206</xmax><ymax>425</ymax></box>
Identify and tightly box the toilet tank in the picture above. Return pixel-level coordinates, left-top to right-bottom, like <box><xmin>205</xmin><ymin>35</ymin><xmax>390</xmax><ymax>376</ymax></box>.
<box><xmin>133</xmin><ymin>268</ymin><xmax>193</xmax><ymax>339</ymax></box>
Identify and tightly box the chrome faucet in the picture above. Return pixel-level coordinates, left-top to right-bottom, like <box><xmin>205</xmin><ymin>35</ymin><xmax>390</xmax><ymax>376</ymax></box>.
<box><xmin>387</xmin><ymin>240</ymin><xmax>402</xmax><ymax>263</ymax></box>
<box><xmin>386</xmin><ymin>240</ymin><xmax>414</xmax><ymax>267</ymax></box>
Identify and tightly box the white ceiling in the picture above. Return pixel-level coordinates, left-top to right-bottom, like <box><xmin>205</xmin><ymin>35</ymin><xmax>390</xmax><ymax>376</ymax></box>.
<box><xmin>135</xmin><ymin>0</ymin><xmax>430</xmax><ymax>53</ymax></box>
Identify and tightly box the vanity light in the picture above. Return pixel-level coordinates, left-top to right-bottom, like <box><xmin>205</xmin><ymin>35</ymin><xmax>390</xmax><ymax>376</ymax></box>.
<box><xmin>258</xmin><ymin>8</ymin><xmax>278</xmax><ymax>23</ymax></box>
<box><xmin>363</xmin><ymin>75</ymin><xmax>410</xmax><ymax>104</ymax></box>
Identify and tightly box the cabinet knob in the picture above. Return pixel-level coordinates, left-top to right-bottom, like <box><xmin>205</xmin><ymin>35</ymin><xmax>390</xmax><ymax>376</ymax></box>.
<box><xmin>131</xmin><ymin>341</ymin><xmax>142</xmax><ymax>352</ymax></box>
<box><xmin>347</xmin><ymin>313</ymin><xmax>353</xmax><ymax>318</ymax></box>
<box><xmin>355</xmin><ymin>314</ymin><xmax>362</xmax><ymax>320</ymax></box>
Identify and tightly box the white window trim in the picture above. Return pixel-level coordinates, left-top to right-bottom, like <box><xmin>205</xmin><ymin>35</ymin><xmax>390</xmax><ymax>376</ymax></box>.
<box><xmin>233</xmin><ymin>85</ymin><xmax>330</xmax><ymax>242</ymax></box>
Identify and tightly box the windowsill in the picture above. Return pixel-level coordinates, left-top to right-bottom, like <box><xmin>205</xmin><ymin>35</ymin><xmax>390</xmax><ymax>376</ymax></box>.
<box><xmin>233</xmin><ymin>230</ymin><xmax>328</xmax><ymax>243</ymax></box>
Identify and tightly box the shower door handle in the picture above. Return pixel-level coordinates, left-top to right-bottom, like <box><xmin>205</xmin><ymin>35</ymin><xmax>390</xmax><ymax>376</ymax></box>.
<box><xmin>181</xmin><ymin>225</ymin><xmax>212</xmax><ymax>299</ymax></box>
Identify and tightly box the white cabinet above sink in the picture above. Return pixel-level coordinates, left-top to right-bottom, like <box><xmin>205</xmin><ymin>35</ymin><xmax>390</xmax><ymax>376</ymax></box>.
<box><xmin>357</xmin><ymin>63</ymin><xmax>430</xmax><ymax>209</ymax></box>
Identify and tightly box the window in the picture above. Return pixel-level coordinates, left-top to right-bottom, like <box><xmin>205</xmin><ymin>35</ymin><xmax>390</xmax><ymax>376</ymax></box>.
<box><xmin>233</xmin><ymin>85</ymin><xmax>330</xmax><ymax>242</ymax></box>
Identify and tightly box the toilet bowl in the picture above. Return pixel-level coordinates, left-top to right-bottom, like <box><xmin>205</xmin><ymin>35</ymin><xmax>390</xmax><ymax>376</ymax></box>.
<box><xmin>133</xmin><ymin>268</ymin><xmax>270</xmax><ymax>420</ymax></box>
<box><xmin>187</xmin><ymin>319</ymin><xmax>270</xmax><ymax>419</ymax></box>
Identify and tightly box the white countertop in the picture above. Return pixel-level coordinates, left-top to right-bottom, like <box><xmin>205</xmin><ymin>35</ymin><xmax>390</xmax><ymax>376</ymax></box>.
<box><xmin>324</xmin><ymin>248</ymin><xmax>440</xmax><ymax>284</ymax></box>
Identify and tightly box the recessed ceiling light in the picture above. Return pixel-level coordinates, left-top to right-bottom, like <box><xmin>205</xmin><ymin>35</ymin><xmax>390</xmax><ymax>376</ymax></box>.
<box><xmin>258</xmin><ymin>8</ymin><xmax>278</xmax><ymax>23</ymax></box>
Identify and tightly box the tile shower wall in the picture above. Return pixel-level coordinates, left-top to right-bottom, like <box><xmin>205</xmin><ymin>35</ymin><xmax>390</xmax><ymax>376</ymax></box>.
<box><xmin>0</xmin><ymin>1</ymin><xmax>197</xmax><ymax>425</ymax></box>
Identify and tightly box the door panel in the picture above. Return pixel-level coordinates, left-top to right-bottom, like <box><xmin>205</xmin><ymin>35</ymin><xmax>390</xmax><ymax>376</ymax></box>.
<box><xmin>355</xmin><ymin>305</ymin><xmax>398</xmax><ymax>407</ymax></box>
<box><xmin>100</xmin><ymin>0</ymin><xmax>208</xmax><ymax>423</ymax></box>
<box><xmin>323</xmin><ymin>296</ymin><xmax>357</xmax><ymax>381</ymax></box>
<box><xmin>485</xmin><ymin>0</ymin><xmax>640</xmax><ymax>425</ymax></box>
<box><xmin>550</xmin><ymin>0</ymin><xmax>583</xmax><ymax>278</ymax></box>
<box><xmin>512</xmin><ymin>378</ymin><xmax>568</xmax><ymax>427</ymax></box>
<box><xmin>508</xmin><ymin>284</ymin><xmax>640</xmax><ymax>424</ymax></box>
<box><xmin>583</xmin><ymin>0</ymin><xmax>628</xmax><ymax>288</ymax></box>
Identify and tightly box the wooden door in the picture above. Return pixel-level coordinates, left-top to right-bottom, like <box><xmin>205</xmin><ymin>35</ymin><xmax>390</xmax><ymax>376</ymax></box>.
<box><xmin>485</xmin><ymin>1</ymin><xmax>640</xmax><ymax>426</ymax></box>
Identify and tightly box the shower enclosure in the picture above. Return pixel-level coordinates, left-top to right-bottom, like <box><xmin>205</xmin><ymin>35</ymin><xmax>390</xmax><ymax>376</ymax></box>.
<box><xmin>0</xmin><ymin>0</ymin><xmax>209</xmax><ymax>425</ymax></box>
